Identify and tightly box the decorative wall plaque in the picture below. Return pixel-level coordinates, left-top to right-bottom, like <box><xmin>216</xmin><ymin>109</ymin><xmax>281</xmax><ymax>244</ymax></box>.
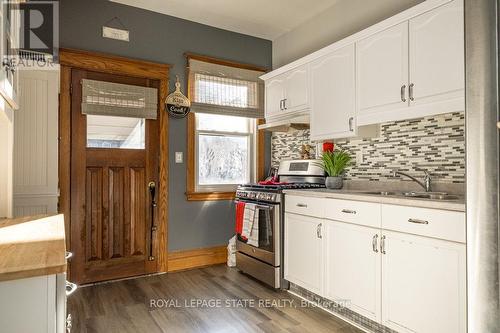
<box><xmin>166</xmin><ymin>75</ymin><xmax>191</xmax><ymax>118</ymax></box>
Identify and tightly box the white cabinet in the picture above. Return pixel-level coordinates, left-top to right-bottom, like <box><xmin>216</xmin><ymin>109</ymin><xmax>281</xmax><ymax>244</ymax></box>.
<box><xmin>264</xmin><ymin>65</ymin><xmax>309</xmax><ymax>120</ymax></box>
<box><xmin>265</xmin><ymin>76</ymin><xmax>285</xmax><ymax>119</ymax></box>
<box><xmin>324</xmin><ymin>220</ymin><xmax>381</xmax><ymax>321</ymax></box>
<box><xmin>284</xmin><ymin>193</ymin><xmax>466</xmax><ymax>333</ymax></box>
<box><xmin>284</xmin><ymin>212</ymin><xmax>323</xmax><ymax>295</ymax></box>
<box><xmin>0</xmin><ymin>274</ymin><xmax>69</xmax><ymax>333</ymax></box>
<box><xmin>381</xmin><ymin>230</ymin><xmax>466</xmax><ymax>333</ymax></box>
<box><xmin>408</xmin><ymin>0</ymin><xmax>464</xmax><ymax>110</ymax></box>
<box><xmin>310</xmin><ymin>44</ymin><xmax>356</xmax><ymax>140</ymax></box>
<box><xmin>357</xmin><ymin>22</ymin><xmax>409</xmax><ymax>121</ymax></box>
<box><xmin>357</xmin><ymin>0</ymin><xmax>464</xmax><ymax>125</ymax></box>
<box><xmin>13</xmin><ymin>70</ymin><xmax>60</xmax><ymax>217</ymax></box>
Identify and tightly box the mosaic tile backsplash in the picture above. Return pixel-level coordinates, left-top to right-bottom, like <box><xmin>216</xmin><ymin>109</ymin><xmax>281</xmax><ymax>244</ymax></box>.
<box><xmin>271</xmin><ymin>112</ymin><xmax>465</xmax><ymax>183</ymax></box>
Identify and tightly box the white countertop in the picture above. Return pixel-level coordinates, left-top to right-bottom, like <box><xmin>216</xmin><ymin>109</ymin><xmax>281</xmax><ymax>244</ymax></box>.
<box><xmin>283</xmin><ymin>189</ymin><xmax>465</xmax><ymax>212</ymax></box>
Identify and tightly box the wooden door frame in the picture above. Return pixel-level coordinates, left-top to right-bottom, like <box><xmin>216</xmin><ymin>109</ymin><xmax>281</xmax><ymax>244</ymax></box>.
<box><xmin>58</xmin><ymin>48</ymin><xmax>170</xmax><ymax>275</ymax></box>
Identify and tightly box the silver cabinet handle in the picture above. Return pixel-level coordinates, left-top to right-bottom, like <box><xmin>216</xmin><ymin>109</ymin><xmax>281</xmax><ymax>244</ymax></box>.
<box><xmin>401</xmin><ymin>84</ymin><xmax>407</xmax><ymax>102</ymax></box>
<box><xmin>408</xmin><ymin>218</ymin><xmax>429</xmax><ymax>225</ymax></box>
<box><xmin>316</xmin><ymin>223</ymin><xmax>322</xmax><ymax>239</ymax></box>
<box><xmin>372</xmin><ymin>234</ymin><xmax>379</xmax><ymax>253</ymax></box>
<box><xmin>66</xmin><ymin>281</ymin><xmax>78</xmax><ymax>297</ymax></box>
<box><xmin>296</xmin><ymin>203</ymin><xmax>308</xmax><ymax>208</ymax></box>
<box><xmin>65</xmin><ymin>251</ymin><xmax>73</xmax><ymax>260</ymax></box>
<box><xmin>341</xmin><ymin>209</ymin><xmax>357</xmax><ymax>214</ymax></box>
<box><xmin>279</xmin><ymin>99</ymin><xmax>284</xmax><ymax>110</ymax></box>
<box><xmin>380</xmin><ymin>235</ymin><xmax>386</xmax><ymax>254</ymax></box>
<box><xmin>283</xmin><ymin>98</ymin><xmax>288</xmax><ymax>110</ymax></box>
<box><xmin>348</xmin><ymin>117</ymin><xmax>354</xmax><ymax>132</ymax></box>
<box><xmin>409</xmin><ymin>83</ymin><xmax>415</xmax><ymax>101</ymax></box>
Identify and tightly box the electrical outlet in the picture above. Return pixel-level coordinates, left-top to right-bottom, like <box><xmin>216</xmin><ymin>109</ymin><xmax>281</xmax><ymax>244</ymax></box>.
<box><xmin>175</xmin><ymin>152</ymin><xmax>183</xmax><ymax>163</ymax></box>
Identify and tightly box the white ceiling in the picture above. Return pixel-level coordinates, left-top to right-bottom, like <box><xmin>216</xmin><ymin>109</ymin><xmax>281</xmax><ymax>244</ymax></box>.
<box><xmin>109</xmin><ymin>0</ymin><xmax>340</xmax><ymax>40</ymax></box>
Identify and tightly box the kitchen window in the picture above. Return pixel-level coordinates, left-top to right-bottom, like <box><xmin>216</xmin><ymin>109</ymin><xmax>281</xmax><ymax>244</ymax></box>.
<box><xmin>186</xmin><ymin>54</ymin><xmax>267</xmax><ymax>201</ymax></box>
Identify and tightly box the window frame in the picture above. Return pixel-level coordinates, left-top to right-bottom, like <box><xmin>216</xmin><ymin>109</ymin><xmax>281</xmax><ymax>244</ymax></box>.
<box><xmin>194</xmin><ymin>114</ymin><xmax>256</xmax><ymax>193</ymax></box>
<box><xmin>185</xmin><ymin>53</ymin><xmax>267</xmax><ymax>201</ymax></box>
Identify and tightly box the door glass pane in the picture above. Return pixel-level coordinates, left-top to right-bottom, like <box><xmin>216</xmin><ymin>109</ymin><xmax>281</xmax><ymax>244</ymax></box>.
<box><xmin>198</xmin><ymin>134</ymin><xmax>249</xmax><ymax>185</ymax></box>
<box><xmin>87</xmin><ymin>115</ymin><xmax>145</xmax><ymax>149</ymax></box>
<box><xmin>196</xmin><ymin>113</ymin><xmax>250</xmax><ymax>133</ymax></box>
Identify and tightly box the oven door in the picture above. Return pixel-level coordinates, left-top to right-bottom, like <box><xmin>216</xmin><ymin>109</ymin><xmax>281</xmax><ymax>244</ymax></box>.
<box><xmin>235</xmin><ymin>199</ymin><xmax>281</xmax><ymax>266</ymax></box>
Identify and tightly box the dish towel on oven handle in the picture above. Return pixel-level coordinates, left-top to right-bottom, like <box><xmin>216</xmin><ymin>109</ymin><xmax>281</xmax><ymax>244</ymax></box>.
<box><xmin>241</xmin><ymin>203</ymin><xmax>259</xmax><ymax>247</ymax></box>
<box><xmin>235</xmin><ymin>201</ymin><xmax>246</xmax><ymax>237</ymax></box>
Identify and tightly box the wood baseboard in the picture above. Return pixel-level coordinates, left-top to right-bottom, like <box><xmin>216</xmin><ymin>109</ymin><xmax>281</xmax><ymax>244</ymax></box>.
<box><xmin>167</xmin><ymin>245</ymin><xmax>227</xmax><ymax>272</ymax></box>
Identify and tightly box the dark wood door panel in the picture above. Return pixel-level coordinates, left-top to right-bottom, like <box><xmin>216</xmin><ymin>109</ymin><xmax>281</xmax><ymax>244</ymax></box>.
<box><xmin>71</xmin><ymin>68</ymin><xmax>159</xmax><ymax>284</ymax></box>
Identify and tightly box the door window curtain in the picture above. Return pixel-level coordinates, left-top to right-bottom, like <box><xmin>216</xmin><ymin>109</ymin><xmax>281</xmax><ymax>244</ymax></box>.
<box><xmin>188</xmin><ymin>59</ymin><xmax>265</xmax><ymax>119</ymax></box>
<box><xmin>81</xmin><ymin>79</ymin><xmax>158</xmax><ymax>119</ymax></box>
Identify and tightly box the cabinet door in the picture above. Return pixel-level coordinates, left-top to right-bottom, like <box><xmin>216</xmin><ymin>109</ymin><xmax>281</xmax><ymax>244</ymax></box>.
<box><xmin>409</xmin><ymin>0</ymin><xmax>464</xmax><ymax>110</ymax></box>
<box><xmin>324</xmin><ymin>220</ymin><xmax>381</xmax><ymax>321</ymax></box>
<box><xmin>265</xmin><ymin>75</ymin><xmax>285</xmax><ymax>119</ymax></box>
<box><xmin>310</xmin><ymin>44</ymin><xmax>356</xmax><ymax>140</ymax></box>
<box><xmin>382</xmin><ymin>230</ymin><xmax>466</xmax><ymax>333</ymax></box>
<box><xmin>284</xmin><ymin>212</ymin><xmax>323</xmax><ymax>295</ymax></box>
<box><xmin>283</xmin><ymin>65</ymin><xmax>309</xmax><ymax>113</ymax></box>
<box><xmin>357</xmin><ymin>22</ymin><xmax>409</xmax><ymax>124</ymax></box>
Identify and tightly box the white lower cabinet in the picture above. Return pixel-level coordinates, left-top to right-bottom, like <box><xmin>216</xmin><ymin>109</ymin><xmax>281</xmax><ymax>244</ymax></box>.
<box><xmin>284</xmin><ymin>212</ymin><xmax>323</xmax><ymax>295</ymax></box>
<box><xmin>284</xmin><ymin>195</ymin><xmax>466</xmax><ymax>333</ymax></box>
<box><xmin>324</xmin><ymin>220</ymin><xmax>381</xmax><ymax>321</ymax></box>
<box><xmin>381</xmin><ymin>230</ymin><xmax>466</xmax><ymax>333</ymax></box>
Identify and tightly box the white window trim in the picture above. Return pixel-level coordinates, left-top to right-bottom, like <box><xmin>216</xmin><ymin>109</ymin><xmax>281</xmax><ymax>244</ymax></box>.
<box><xmin>194</xmin><ymin>115</ymin><xmax>256</xmax><ymax>193</ymax></box>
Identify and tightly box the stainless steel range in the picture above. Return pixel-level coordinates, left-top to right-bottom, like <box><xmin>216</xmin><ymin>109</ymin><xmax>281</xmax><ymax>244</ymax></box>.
<box><xmin>235</xmin><ymin>159</ymin><xmax>325</xmax><ymax>289</ymax></box>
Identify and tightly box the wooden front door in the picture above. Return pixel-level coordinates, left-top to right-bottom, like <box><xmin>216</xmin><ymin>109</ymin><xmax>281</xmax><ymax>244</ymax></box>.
<box><xmin>70</xmin><ymin>69</ymin><xmax>159</xmax><ymax>284</ymax></box>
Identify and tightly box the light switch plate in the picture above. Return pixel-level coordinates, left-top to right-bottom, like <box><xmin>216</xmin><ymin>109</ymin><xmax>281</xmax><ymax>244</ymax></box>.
<box><xmin>175</xmin><ymin>152</ymin><xmax>183</xmax><ymax>163</ymax></box>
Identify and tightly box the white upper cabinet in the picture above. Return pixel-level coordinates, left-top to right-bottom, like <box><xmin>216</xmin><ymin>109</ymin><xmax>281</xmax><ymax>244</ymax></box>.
<box><xmin>283</xmin><ymin>64</ymin><xmax>309</xmax><ymax>113</ymax></box>
<box><xmin>409</xmin><ymin>0</ymin><xmax>464</xmax><ymax>110</ymax></box>
<box><xmin>324</xmin><ymin>220</ymin><xmax>381</xmax><ymax>322</ymax></box>
<box><xmin>263</xmin><ymin>0</ymin><xmax>464</xmax><ymax>129</ymax></box>
<box><xmin>264</xmin><ymin>65</ymin><xmax>310</xmax><ymax>120</ymax></box>
<box><xmin>265</xmin><ymin>75</ymin><xmax>286</xmax><ymax>119</ymax></box>
<box><xmin>357</xmin><ymin>22</ymin><xmax>409</xmax><ymax>122</ymax></box>
<box><xmin>284</xmin><ymin>212</ymin><xmax>323</xmax><ymax>295</ymax></box>
<box><xmin>0</xmin><ymin>1</ymin><xmax>21</xmax><ymax>110</ymax></box>
<box><xmin>381</xmin><ymin>230</ymin><xmax>466</xmax><ymax>333</ymax></box>
<box><xmin>310</xmin><ymin>44</ymin><xmax>356</xmax><ymax>140</ymax></box>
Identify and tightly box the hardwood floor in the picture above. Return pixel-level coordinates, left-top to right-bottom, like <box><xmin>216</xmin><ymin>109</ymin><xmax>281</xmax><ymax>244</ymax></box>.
<box><xmin>68</xmin><ymin>264</ymin><xmax>363</xmax><ymax>333</ymax></box>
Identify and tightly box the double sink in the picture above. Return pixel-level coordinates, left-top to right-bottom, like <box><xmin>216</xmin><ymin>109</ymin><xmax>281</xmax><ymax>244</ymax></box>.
<box><xmin>355</xmin><ymin>191</ymin><xmax>460</xmax><ymax>201</ymax></box>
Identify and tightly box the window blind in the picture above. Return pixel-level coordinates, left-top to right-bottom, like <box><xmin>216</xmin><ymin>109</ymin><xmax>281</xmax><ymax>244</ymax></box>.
<box><xmin>188</xmin><ymin>58</ymin><xmax>265</xmax><ymax>119</ymax></box>
<box><xmin>81</xmin><ymin>79</ymin><xmax>158</xmax><ymax>119</ymax></box>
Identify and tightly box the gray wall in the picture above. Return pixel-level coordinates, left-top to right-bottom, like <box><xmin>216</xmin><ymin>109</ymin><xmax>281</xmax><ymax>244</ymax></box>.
<box><xmin>59</xmin><ymin>0</ymin><xmax>272</xmax><ymax>251</ymax></box>
<box><xmin>273</xmin><ymin>0</ymin><xmax>423</xmax><ymax>67</ymax></box>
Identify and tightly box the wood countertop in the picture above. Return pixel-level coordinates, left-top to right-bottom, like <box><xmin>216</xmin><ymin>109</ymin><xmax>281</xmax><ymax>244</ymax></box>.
<box><xmin>0</xmin><ymin>214</ymin><xmax>66</xmax><ymax>282</ymax></box>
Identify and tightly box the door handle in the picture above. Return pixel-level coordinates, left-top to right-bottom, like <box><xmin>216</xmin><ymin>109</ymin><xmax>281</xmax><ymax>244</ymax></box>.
<box><xmin>372</xmin><ymin>234</ymin><xmax>379</xmax><ymax>253</ymax></box>
<box><xmin>283</xmin><ymin>98</ymin><xmax>288</xmax><ymax>110</ymax></box>
<box><xmin>148</xmin><ymin>181</ymin><xmax>157</xmax><ymax>261</ymax></box>
<box><xmin>279</xmin><ymin>99</ymin><xmax>283</xmax><ymax>110</ymax></box>
<box><xmin>65</xmin><ymin>251</ymin><xmax>73</xmax><ymax>260</ymax></box>
<box><xmin>408</xmin><ymin>218</ymin><xmax>429</xmax><ymax>225</ymax></box>
<box><xmin>316</xmin><ymin>223</ymin><xmax>322</xmax><ymax>239</ymax></box>
<box><xmin>409</xmin><ymin>83</ymin><xmax>415</xmax><ymax>101</ymax></box>
<box><xmin>380</xmin><ymin>235</ymin><xmax>386</xmax><ymax>254</ymax></box>
<box><xmin>401</xmin><ymin>85</ymin><xmax>407</xmax><ymax>102</ymax></box>
<box><xmin>348</xmin><ymin>117</ymin><xmax>354</xmax><ymax>132</ymax></box>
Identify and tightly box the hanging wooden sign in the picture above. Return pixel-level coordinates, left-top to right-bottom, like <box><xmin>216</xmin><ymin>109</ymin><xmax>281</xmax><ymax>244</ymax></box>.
<box><xmin>166</xmin><ymin>75</ymin><xmax>191</xmax><ymax>118</ymax></box>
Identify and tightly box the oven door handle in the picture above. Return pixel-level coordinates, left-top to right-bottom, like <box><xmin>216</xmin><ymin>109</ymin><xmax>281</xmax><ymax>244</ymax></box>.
<box><xmin>234</xmin><ymin>200</ymin><xmax>275</xmax><ymax>210</ymax></box>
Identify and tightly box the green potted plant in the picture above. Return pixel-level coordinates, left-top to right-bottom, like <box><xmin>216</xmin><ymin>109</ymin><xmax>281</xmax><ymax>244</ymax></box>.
<box><xmin>319</xmin><ymin>150</ymin><xmax>352</xmax><ymax>189</ymax></box>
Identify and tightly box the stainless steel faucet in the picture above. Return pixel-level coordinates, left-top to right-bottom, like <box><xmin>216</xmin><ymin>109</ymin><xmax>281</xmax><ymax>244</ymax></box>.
<box><xmin>392</xmin><ymin>170</ymin><xmax>432</xmax><ymax>192</ymax></box>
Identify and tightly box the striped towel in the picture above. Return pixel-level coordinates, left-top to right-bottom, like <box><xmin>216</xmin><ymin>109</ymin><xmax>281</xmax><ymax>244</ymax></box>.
<box><xmin>241</xmin><ymin>203</ymin><xmax>259</xmax><ymax>247</ymax></box>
